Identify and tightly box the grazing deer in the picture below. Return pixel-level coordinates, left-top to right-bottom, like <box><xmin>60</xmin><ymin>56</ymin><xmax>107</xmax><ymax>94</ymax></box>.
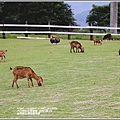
<box><xmin>69</xmin><ymin>41</ymin><xmax>84</xmax><ymax>53</ymax></box>
<box><xmin>94</xmin><ymin>38</ymin><xmax>102</xmax><ymax>45</ymax></box>
<box><xmin>10</xmin><ymin>66</ymin><xmax>43</xmax><ymax>88</ymax></box>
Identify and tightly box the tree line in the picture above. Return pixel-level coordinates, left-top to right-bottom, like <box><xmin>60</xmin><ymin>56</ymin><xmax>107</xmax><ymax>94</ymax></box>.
<box><xmin>0</xmin><ymin>2</ymin><xmax>76</xmax><ymax>32</ymax></box>
<box><xmin>0</xmin><ymin>2</ymin><xmax>120</xmax><ymax>31</ymax></box>
<box><xmin>0</xmin><ymin>2</ymin><xmax>76</xmax><ymax>25</ymax></box>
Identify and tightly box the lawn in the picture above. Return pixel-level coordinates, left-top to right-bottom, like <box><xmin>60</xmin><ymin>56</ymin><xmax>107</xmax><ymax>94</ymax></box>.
<box><xmin>0</xmin><ymin>38</ymin><xmax>120</xmax><ymax>118</ymax></box>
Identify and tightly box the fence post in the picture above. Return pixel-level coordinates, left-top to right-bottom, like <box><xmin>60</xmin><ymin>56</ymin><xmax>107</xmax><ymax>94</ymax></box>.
<box><xmin>90</xmin><ymin>28</ymin><xmax>93</xmax><ymax>40</ymax></box>
<box><xmin>68</xmin><ymin>24</ymin><xmax>71</xmax><ymax>40</ymax></box>
<box><xmin>68</xmin><ymin>34</ymin><xmax>71</xmax><ymax>40</ymax></box>
<box><xmin>48</xmin><ymin>21</ymin><xmax>51</xmax><ymax>38</ymax></box>
<box><xmin>2</xmin><ymin>2</ymin><xmax>6</xmax><ymax>39</ymax></box>
<box><xmin>25</xmin><ymin>21</ymin><xmax>28</xmax><ymax>37</ymax></box>
<box><xmin>2</xmin><ymin>32</ymin><xmax>5</xmax><ymax>39</ymax></box>
<box><xmin>2</xmin><ymin>24</ymin><xmax>5</xmax><ymax>39</ymax></box>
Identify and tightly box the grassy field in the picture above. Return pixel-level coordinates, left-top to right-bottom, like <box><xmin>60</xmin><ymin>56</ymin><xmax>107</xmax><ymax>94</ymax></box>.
<box><xmin>0</xmin><ymin>38</ymin><xmax>120</xmax><ymax>118</ymax></box>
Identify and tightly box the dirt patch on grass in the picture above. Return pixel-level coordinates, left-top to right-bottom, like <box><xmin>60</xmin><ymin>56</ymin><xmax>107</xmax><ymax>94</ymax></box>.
<box><xmin>73</xmin><ymin>100</ymin><xmax>94</xmax><ymax>105</ymax></box>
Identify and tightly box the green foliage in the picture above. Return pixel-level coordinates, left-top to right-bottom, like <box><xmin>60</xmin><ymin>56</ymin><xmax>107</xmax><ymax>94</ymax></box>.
<box><xmin>86</xmin><ymin>3</ymin><xmax>120</xmax><ymax>27</ymax></box>
<box><xmin>0</xmin><ymin>2</ymin><xmax>76</xmax><ymax>26</ymax></box>
<box><xmin>112</xmin><ymin>35</ymin><xmax>120</xmax><ymax>40</ymax></box>
<box><xmin>0</xmin><ymin>39</ymin><xmax>120</xmax><ymax>118</ymax></box>
<box><xmin>86</xmin><ymin>4</ymin><xmax>110</xmax><ymax>26</ymax></box>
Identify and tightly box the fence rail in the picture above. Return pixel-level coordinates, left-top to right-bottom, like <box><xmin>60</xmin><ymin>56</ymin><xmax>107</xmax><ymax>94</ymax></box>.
<box><xmin>0</xmin><ymin>24</ymin><xmax>120</xmax><ymax>39</ymax></box>
<box><xmin>0</xmin><ymin>24</ymin><xmax>120</xmax><ymax>29</ymax></box>
<box><xmin>0</xmin><ymin>31</ymin><xmax>120</xmax><ymax>36</ymax></box>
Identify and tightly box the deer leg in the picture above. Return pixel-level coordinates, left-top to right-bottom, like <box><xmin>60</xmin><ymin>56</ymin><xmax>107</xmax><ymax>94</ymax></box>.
<box><xmin>16</xmin><ymin>81</ymin><xmax>19</xmax><ymax>88</ymax></box>
<box><xmin>30</xmin><ymin>78</ymin><xmax>34</xmax><ymax>87</ymax></box>
<box><xmin>12</xmin><ymin>75</ymin><xmax>19</xmax><ymax>88</ymax></box>
<box><xmin>73</xmin><ymin>47</ymin><xmax>75</xmax><ymax>52</ymax></box>
<box><xmin>0</xmin><ymin>56</ymin><xmax>3</xmax><ymax>61</ymax></box>
<box><xmin>76</xmin><ymin>47</ymin><xmax>78</xmax><ymax>53</ymax></box>
<box><xmin>0</xmin><ymin>57</ymin><xmax>1</xmax><ymax>62</ymax></box>
<box><xmin>70</xmin><ymin>47</ymin><xmax>72</xmax><ymax>53</ymax></box>
<box><xmin>3</xmin><ymin>55</ymin><xmax>6</xmax><ymax>62</ymax></box>
<box><xmin>78</xmin><ymin>47</ymin><xmax>80</xmax><ymax>53</ymax></box>
<box><xmin>27</xmin><ymin>78</ymin><xmax>30</xmax><ymax>88</ymax></box>
<box><xmin>12</xmin><ymin>80</ymin><xmax>14</xmax><ymax>87</ymax></box>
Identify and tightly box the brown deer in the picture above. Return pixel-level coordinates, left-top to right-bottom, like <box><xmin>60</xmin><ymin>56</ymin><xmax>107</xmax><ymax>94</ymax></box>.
<box><xmin>10</xmin><ymin>66</ymin><xmax>43</xmax><ymax>88</ymax></box>
<box><xmin>94</xmin><ymin>38</ymin><xmax>102</xmax><ymax>45</ymax></box>
<box><xmin>0</xmin><ymin>50</ymin><xmax>7</xmax><ymax>62</ymax></box>
<box><xmin>69</xmin><ymin>41</ymin><xmax>84</xmax><ymax>53</ymax></box>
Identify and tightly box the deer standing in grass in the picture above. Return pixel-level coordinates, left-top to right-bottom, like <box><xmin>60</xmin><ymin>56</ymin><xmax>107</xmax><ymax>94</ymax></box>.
<box><xmin>10</xmin><ymin>66</ymin><xmax>43</xmax><ymax>88</ymax></box>
<box><xmin>0</xmin><ymin>50</ymin><xmax>7</xmax><ymax>62</ymax></box>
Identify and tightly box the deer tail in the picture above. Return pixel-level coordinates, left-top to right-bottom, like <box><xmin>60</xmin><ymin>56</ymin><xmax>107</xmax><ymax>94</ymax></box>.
<box><xmin>10</xmin><ymin>67</ymin><xmax>12</xmax><ymax>70</ymax></box>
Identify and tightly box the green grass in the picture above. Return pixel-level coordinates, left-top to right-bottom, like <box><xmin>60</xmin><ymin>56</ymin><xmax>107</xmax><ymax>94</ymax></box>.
<box><xmin>0</xmin><ymin>38</ymin><xmax>120</xmax><ymax>118</ymax></box>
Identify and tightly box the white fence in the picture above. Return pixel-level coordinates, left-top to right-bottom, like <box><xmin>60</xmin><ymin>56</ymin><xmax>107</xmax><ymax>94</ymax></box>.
<box><xmin>0</xmin><ymin>24</ymin><xmax>120</xmax><ymax>36</ymax></box>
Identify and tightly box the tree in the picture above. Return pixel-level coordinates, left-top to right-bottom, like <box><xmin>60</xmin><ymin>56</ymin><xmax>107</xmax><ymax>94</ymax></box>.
<box><xmin>86</xmin><ymin>2</ymin><xmax>120</xmax><ymax>28</ymax></box>
<box><xmin>86</xmin><ymin>4</ymin><xmax>110</xmax><ymax>26</ymax></box>
<box><xmin>0</xmin><ymin>2</ymin><xmax>76</xmax><ymax>26</ymax></box>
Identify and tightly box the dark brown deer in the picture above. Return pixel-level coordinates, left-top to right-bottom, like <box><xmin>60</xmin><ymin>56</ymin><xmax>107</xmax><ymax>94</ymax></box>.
<box><xmin>69</xmin><ymin>41</ymin><xmax>84</xmax><ymax>53</ymax></box>
<box><xmin>0</xmin><ymin>50</ymin><xmax>7</xmax><ymax>62</ymax></box>
<box><xmin>10</xmin><ymin>66</ymin><xmax>43</xmax><ymax>88</ymax></box>
<box><xmin>103</xmin><ymin>34</ymin><xmax>113</xmax><ymax>40</ymax></box>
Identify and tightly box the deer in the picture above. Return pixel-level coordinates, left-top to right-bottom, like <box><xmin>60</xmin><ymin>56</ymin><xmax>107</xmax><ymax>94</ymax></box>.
<box><xmin>0</xmin><ymin>50</ymin><xmax>7</xmax><ymax>62</ymax></box>
<box><xmin>10</xmin><ymin>66</ymin><xmax>43</xmax><ymax>88</ymax></box>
